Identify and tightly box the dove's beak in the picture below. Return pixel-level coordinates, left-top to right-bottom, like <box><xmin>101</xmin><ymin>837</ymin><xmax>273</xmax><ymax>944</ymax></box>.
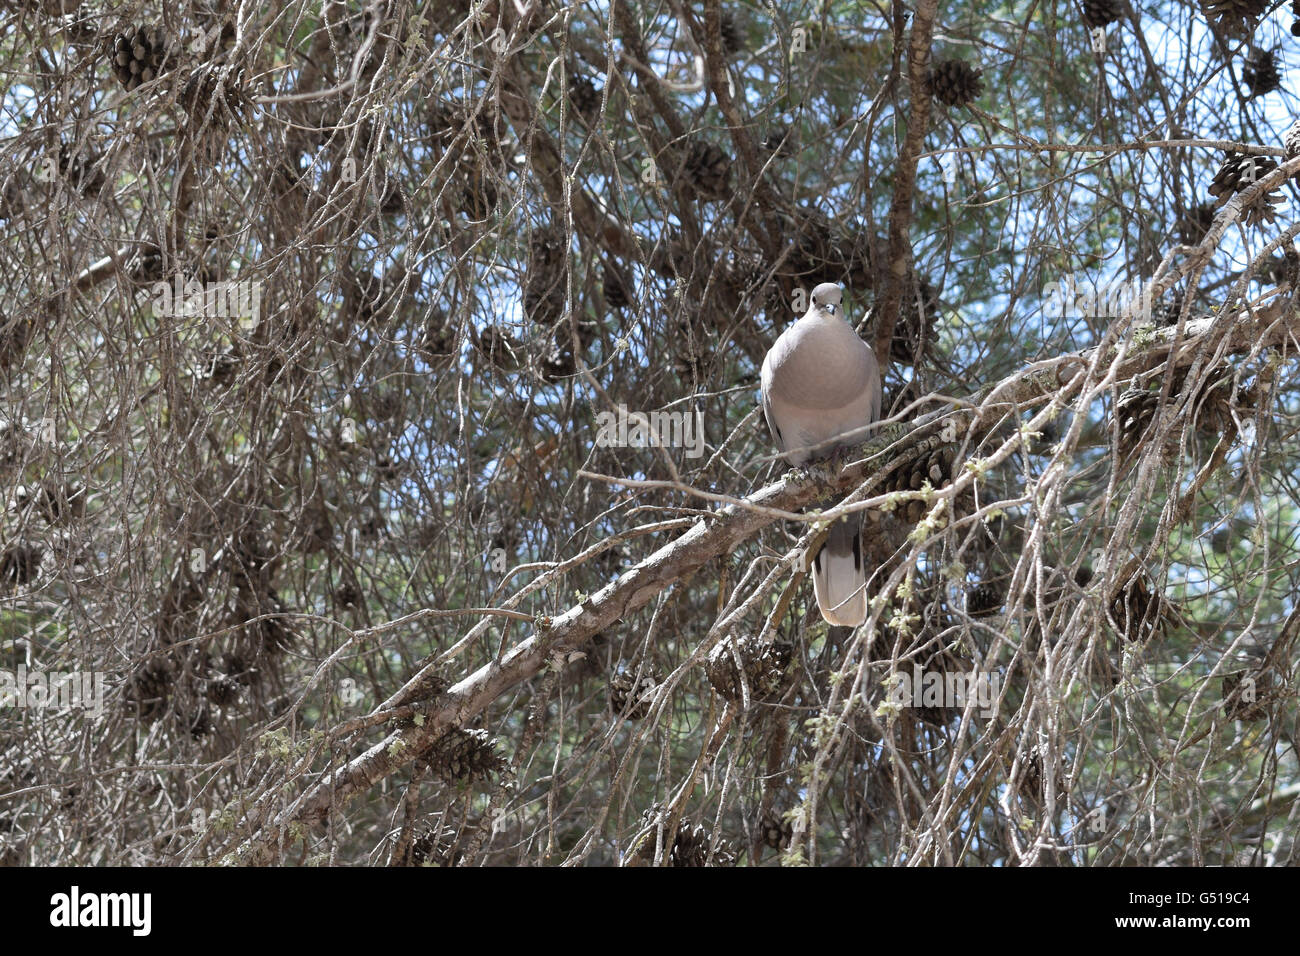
<box><xmin>823</xmin><ymin>303</ymin><xmax>837</xmax><ymax>316</ymax></box>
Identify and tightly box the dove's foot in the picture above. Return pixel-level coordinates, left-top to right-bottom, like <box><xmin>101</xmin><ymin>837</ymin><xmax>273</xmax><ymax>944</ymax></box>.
<box><xmin>783</xmin><ymin>465</ymin><xmax>812</xmax><ymax>486</ymax></box>
<box><xmin>814</xmin><ymin>443</ymin><xmax>857</xmax><ymax>477</ymax></box>
<box><xmin>810</xmin><ymin>458</ymin><xmax>838</xmax><ymax>488</ymax></box>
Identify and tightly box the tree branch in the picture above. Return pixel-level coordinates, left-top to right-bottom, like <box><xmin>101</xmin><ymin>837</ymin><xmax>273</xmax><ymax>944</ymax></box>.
<box><xmin>230</xmin><ymin>287</ymin><xmax>1296</xmax><ymax>863</ymax></box>
<box><xmin>872</xmin><ymin>0</ymin><xmax>939</xmax><ymax>369</ymax></box>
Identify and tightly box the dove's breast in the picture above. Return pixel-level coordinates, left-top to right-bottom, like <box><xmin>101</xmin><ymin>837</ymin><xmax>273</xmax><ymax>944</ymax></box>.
<box><xmin>762</xmin><ymin>315</ymin><xmax>880</xmax><ymax>465</ymax></box>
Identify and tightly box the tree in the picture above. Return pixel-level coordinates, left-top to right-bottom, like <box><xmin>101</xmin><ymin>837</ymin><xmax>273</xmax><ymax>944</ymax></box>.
<box><xmin>0</xmin><ymin>0</ymin><xmax>1297</xmax><ymax>866</ymax></box>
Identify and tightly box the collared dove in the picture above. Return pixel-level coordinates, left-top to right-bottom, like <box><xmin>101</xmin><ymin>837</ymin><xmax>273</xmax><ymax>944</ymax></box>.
<box><xmin>761</xmin><ymin>282</ymin><xmax>881</xmax><ymax>626</ymax></box>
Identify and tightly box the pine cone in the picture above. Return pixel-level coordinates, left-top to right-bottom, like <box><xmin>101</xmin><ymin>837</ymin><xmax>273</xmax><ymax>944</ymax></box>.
<box><xmin>179</xmin><ymin>63</ymin><xmax>252</xmax><ymax>126</ymax></box>
<box><xmin>204</xmin><ymin>669</ymin><xmax>240</xmax><ymax>706</ymax></box>
<box><xmin>270</xmin><ymin>152</ymin><xmax>307</xmax><ymax>198</ymax></box>
<box><xmin>889</xmin><ymin>445</ymin><xmax>965</xmax><ymax>524</ymax></box>
<box><xmin>427</xmin><ymin>101</ymin><xmax>509</xmax><ymax>220</ymax></box>
<box><xmin>723</xmin><ymin>253</ymin><xmax>767</xmax><ymax>308</ymax></box>
<box><xmin>474</xmin><ymin>325</ymin><xmax>523</xmax><ymax>373</ymax></box>
<box><xmin>201</xmin><ymin>348</ymin><xmax>238</xmax><ymax>386</ymax></box>
<box><xmin>299</xmin><ymin>504</ymin><xmax>333</xmax><ymax>553</ymax></box>
<box><xmin>1014</xmin><ymin>745</ymin><xmax>1058</xmax><ymax>803</ymax></box>
<box><xmin>418</xmin><ymin>307</ymin><xmax>457</xmax><ymax>361</ymax></box>
<box><xmin>397</xmin><ymin>823</ymin><xmax>463</xmax><ymax>866</ymax></box>
<box><xmin>568</xmin><ymin>73</ymin><xmax>600</xmax><ymax>119</ymax></box>
<box><xmin>670</xmin><ymin>821</ymin><xmax>731</xmax><ymax>866</ymax></box>
<box><xmin>157</xmin><ymin>576</ymin><xmax>202</xmax><ymax>644</ymax></box>
<box><xmin>762</xmin><ymin>124</ymin><xmax>792</xmax><ymax>156</ymax></box>
<box><xmin>781</xmin><ymin>208</ymin><xmax>861</xmax><ymax>287</ymax></box>
<box><xmin>1222</xmin><ymin>670</ymin><xmax>1269</xmax><ymax>722</ymax></box>
<box><xmin>221</xmin><ymin>651</ymin><xmax>256</xmax><ymax>687</ymax></box>
<box><xmin>0</xmin><ymin>312</ymin><xmax>36</xmax><ymax>371</ymax></box>
<box><xmin>1081</xmin><ymin>0</ymin><xmax>1123</xmax><ymax>28</ymax></box>
<box><xmin>37</xmin><ymin>479</ymin><xmax>86</xmax><ymax>524</ymax></box>
<box><xmin>10</xmin><ymin>0</ymin><xmax>82</xmax><ymax>15</ymax></box>
<box><xmin>650</xmin><ymin>229</ymin><xmax>693</xmax><ymax>280</ymax></box>
<box><xmin>188</xmin><ymin>705</ymin><xmax>212</xmax><ymax>738</ymax></box>
<box><xmin>681</xmin><ymin>138</ymin><xmax>732</xmax><ymax>202</ymax></box>
<box><xmin>1115</xmin><ymin>383</ymin><xmax>1160</xmax><ymax>463</ymax></box>
<box><xmin>1242</xmin><ymin>48</ymin><xmax>1281</xmax><ymax>99</ymax></box>
<box><xmin>538</xmin><ymin>334</ymin><xmax>577</xmax><ymax>384</ymax></box>
<box><xmin>671</xmin><ymin>314</ymin><xmax>714</xmax><ymax>381</ymax></box>
<box><xmin>602</xmin><ymin>261</ymin><xmax>633</xmax><ymax>309</ymax></box>
<box><xmin>0</xmin><ymin>175</ymin><xmax>23</xmax><ymax>222</ymax></box>
<box><xmin>790</xmin><ymin>220</ymin><xmax>833</xmax><ymax>277</ymax></box>
<box><xmin>125</xmin><ymin>660</ymin><xmax>173</xmax><ymax>721</ymax></box>
<box><xmin>967</xmin><ymin>577</ymin><xmax>1007</xmax><ymax>618</ymax></box>
<box><xmin>927</xmin><ymin>58</ymin><xmax>984</xmax><ymax>107</ymax></box>
<box><xmin>609</xmin><ymin>665</ymin><xmax>659</xmax><ymax>720</ymax></box>
<box><xmin>1177</xmin><ymin>201</ymin><xmax>1216</xmax><ymax>245</ymax></box>
<box><xmin>636</xmin><ymin>805</ymin><xmax>736</xmax><ymax>866</ymax></box>
<box><xmin>367</xmin><ymin>389</ymin><xmax>403</xmax><ymax>422</ymax></box>
<box><xmin>704</xmin><ymin>635</ymin><xmax>793</xmax><ymax>704</ymax></box>
<box><xmin>759</xmin><ymin>810</ymin><xmax>792</xmax><ymax>850</ymax></box>
<box><xmin>228</xmin><ymin>580</ymin><xmax>295</xmax><ymax>652</ymax></box>
<box><xmin>1203</xmin><ymin>0</ymin><xmax>1271</xmax><ymax>32</ymax></box>
<box><xmin>111</xmin><ymin>25</ymin><xmax>176</xmax><ymax>92</ymax></box>
<box><xmin>719</xmin><ymin>9</ymin><xmax>746</xmax><ymax>56</ymax></box>
<box><xmin>128</xmin><ymin>247</ymin><xmax>164</xmax><ymax>284</ymax></box>
<box><xmin>1107</xmin><ymin>558</ymin><xmax>1171</xmax><ymax>643</ymax></box>
<box><xmin>523</xmin><ymin>228</ymin><xmax>566</xmax><ymax>326</ymax></box>
<box><xmin>427</xmin><ymin>0</ymin><xmax>473</xmax><ymax>36</ymax></box>
<box><xmin>343</xmin><ymin>268</ymin><xmax>406</xmax><ymax>327</ymax></box>
<box><xmin>893</xmin><ymin>277</ymin><xmax>939</xmax><ymax>364</ymax></box>
<box><xmin>1283</xmin><ymin>117</ymin><xmax>1300</xmax><ymax>160</ymax></box>
<box><xmin>56</xmin><ymin>142</ymin><xmax>106</xmax><ymax>198</ymax></box>
<box><xmin>1184</xmin><ymin>369</ymin><xmax>1240</xmax><ymax>436</ymax></box>
<box><xmin>376</xmin><ymin>180</ymin><xmax>404</xmax><ymax>215</ymax></box>
<box><xmin>1115</xmin><ymin>370</ymin><xmax>1239</xmax><ymax>464</ymax></box>
<box><xmin>256</xmin><ymin>598</ymin><xmax>296</xmax><ymax>654</ymax></box>
<box><xmin>1152</xmin><ymin>292</ymin><xmax>1186</xmax><ymax>327</ymax></box>
<box><xmin>422</xmin><ymin>728</ymin><xmax>504</xmax><ymax>784</ymax></box>
<box><xmin>0</xmin><ymin>543</ymin><xmax>41</xmax><ymax>585</ymax></box>
<box><xmin>427</xmin><ymin>100</ymin><xmax>503</xmax><ymax>158</ymax></box>
<box><xmin>533</xmin><ymin>329</ymin><xmax>574</xmax><ymax>382</ymax></box>
<box><xmin>459</xmin><ymin>163</ymin><xmax>499</xmax><ymax>220</ymax></box>
<box><xmin>1208</xmin><ymin>152</ymin><xmax>1282</xmax><ymax>226</ymax></box>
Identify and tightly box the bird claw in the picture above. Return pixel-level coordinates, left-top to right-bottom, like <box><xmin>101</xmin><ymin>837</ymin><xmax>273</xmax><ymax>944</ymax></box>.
<box><xmin>809</xmin><ymin>459</ymin><xmax>836</xmax><ymax>487</ymax></box>
<box><xmin>784</xmin><ymin>465</ymin><xmax>811</xmax><ymax>486</ymax></box>
<box><xmin>784</xmin><ymin>449</ymin><xmax>849</xmax><ymax>489</ymax></box>
<box><xmin>828</xmin><ymin>443</ymin><xmax>856</xmax><ymax>472</ymax></box>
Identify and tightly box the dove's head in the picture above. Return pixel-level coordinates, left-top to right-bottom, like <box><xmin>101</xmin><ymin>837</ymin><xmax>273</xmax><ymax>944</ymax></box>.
<box><xmin>810</xmin><ymin>283</ymin><xmax>843</xmax><ymax>318</ymax></box>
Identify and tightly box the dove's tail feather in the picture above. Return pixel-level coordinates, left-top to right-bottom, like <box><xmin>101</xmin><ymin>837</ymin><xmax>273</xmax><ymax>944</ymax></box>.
<box><xmin>812</xmin><ymin>515</ymin><xmax>868</xmax><ymax>627</ymax></box>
